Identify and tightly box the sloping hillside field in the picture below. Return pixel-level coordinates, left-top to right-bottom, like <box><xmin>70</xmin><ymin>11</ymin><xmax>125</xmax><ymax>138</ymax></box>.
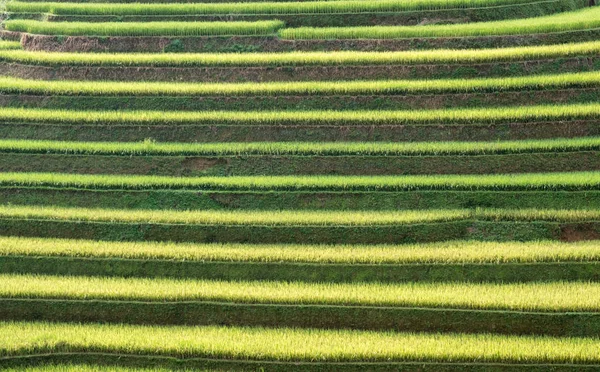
<box><xmin>2</xmin><ymin>0</ymin><xmax>600</xmax><ymax>370</ymax></box>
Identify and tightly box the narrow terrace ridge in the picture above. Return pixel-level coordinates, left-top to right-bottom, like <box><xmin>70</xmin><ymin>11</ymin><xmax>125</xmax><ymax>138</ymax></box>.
<box><xmin>2</xmin><ymin>237</ymin><xmax>599</xmax><ymax>283</ymax></box>
<box><xmin>4</xmin><ymin>273</ymin><xmax>600</xmax><ymax>311</ymax></box>
<box><xmin>3</xmin><ymin>321</ymin><xmax>600</xmax><ymax>367</ymax></box>
<box><xmin>5</xmin><ymin>137</ymin><xmax>600</xmax><ymax>156</ymax></box>
<box><xmin>279</xmin><ymin>5</ymin><xmax>600</xmax><ymax>39</ymax></box>
<box><xmin>0</xmin><ymin>40</ymin><xmax>597</xmax><ymax>66</ymax></box>
<box><xmin>6</xmin><ymin>0</ymin><xmax>578</xmax><ymax>16</ymax></box>
<box><xmin>6</xmin><ymin>171</ymin><xmax>600</xmax><ymax>191</ymax></box>
<box><xmin>0</xmin><ymin>71</ymin><xmax>599</xmax><ymax>96</ymax></box>
<box><xmin>5</xmin><ymin>7</ymin><xmax>600</xmax><ymax>53</ymax></box>
<box><xmin>5</xmin><ymin>0</ymin><xmax>586</xmax><ymax>26</ymax></box>
<box><xmin>4</xmin><ymin>6</ymin><xmax>600</xmax><ymax>38</ymax></box>
<box><xmin>0</xmin><ymin>274</ymin><xmax>598</xmax><ymax>334</ymax></box>
<box><xmin>4</xmin><ymin>19</ymin><xmax>286</xmax><ymax>37</ymax></box>
<box><xmin>0</xmin><ymin>103</ymin><xmax>596</xmax><ymax>125</ymax></box>
<box><xmin>3</xmin><ymin>204</ymin><xmax>600</xmax><ymax>225</ymax></box>
<box><xmin>1</xmin><ymin>204</ymin><xmax>599</xmax><ymax>243</ymax></box>
<box><xmin>2</xmin><ymin>236</ymin><xmax>598</xmax><ymax>266</ymax></box>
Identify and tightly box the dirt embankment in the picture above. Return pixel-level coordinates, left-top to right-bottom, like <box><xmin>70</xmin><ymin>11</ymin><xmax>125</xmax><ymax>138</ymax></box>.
<box><xmin>14</xmin><ymin>29</ymin><xmax>600</xmax><ymax>53</ymax></box>
<box><xmin>0</xmin><ymin>88</ymin><xmax>596</xmax><ymax>112</ymax></box>
<box><xmin>3</xmin><ymin>120</ymin><xmax>600</xmax><ymax>143</ymax></box>
<box><xmin>0</xmin><ymin>31</ymin><xmax>22</xmax><ymax>41</ymax></box>
<box><xmin>0</xmin><ymin>57</ymin><xmax>596</xmax><ymax>82</ymax></box>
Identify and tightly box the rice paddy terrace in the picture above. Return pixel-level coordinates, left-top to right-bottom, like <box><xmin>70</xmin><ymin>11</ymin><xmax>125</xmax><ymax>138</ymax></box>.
<box><xmin>1</xmin><ymin>0</ymin><xmax>600</xmax><ymax>370</ymax></box>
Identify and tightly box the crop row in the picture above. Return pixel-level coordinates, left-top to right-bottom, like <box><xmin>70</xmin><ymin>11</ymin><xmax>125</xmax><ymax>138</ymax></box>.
<box><xmin>4</xmin><ymin>236</ymin><xmax>600</xmax><ymax>265</ymax></box>
<box><xmin>12</xmin><ymin>151</ymin><xmax>600</xmax><ymax>178</ymax></box>
<box><xmin>7</xmin><ymin>171</ymin><xmax>600</xmax><ymax>192</ymax></box>
<box><xmin>0</xmin><ymin>103</ymin><xmax>597</xmax><ymax>125</ymax></box>
<box><xmin>0</xmin><ymin>204</ymin><xmax>467</xmax><ymax>226</ymax></box>
<box><xmin>5</xmin><ymin>7</ymin><xmax>600</xmax><ymax>37</ymax></box>
<box><xmin>6</xmin><ymin>137</ymin><xmax>600</xmax><ymax>156</ymax></box>
<box><xmin>1</xmin><ymin>40</ymin><xmax>598</xmax><ymax>66</ymax></box>
<box><xmin>4</xmin><ymin>19</ymin><xmax>285</xmax><ymax>36</ymax></box>
<box><xmin>10</xmin><ymin>0</ymin><xmax>362</xmax><ymax>3</ymax></box>
<box><xmin>2</xmin><ymin>71</ymin><xmax>599</xmax><ymax>96</ymax></box>
<box><xmin>5</xmin><ymin>188</ymin><xmax>600</xmax><ymax>213</ymax></box>
<box><xmin>2</xmin><ymin>273</ymin><xmax>600</xmax><ymax>311</ymax></box>
<box><xmin>0</xmin><ymin>41</ymin><xmax>21</xmax><ymax>51</ymax></box>
<box><xmin>0</xmin><ymin>206</ymin><xmax>597</xmax><ymax>247</ymax></box>
<box><xmin>3</xmin><ymin>367</ymin><xmax>157</xmax><ymax>372</ymax></box>
<box><xmin>280</xmin><ymin>6</ymin><xmax>600</xmax><ymax>39</ymax></box>
<box><xmin>3</xmin><ymin>204</ymin><xmax>600</xmax><ymax>225</ymax></box>
<box><xmin>2</xmin><ymin>236</ymin><xmax>598</xmax><ymax>283</ymax></box>
<box><xmin>5</xmin><ymin>0</ymin><xmax>559</xmax><ymax>16</ymax></box>
<box><xmin>3</xmin><ymin>321</ymin><xmax>600</xmax><ymax>364</ymax></box>
<box><xmin>3</xmin><ymin>298</ymin><xmax>599</xmax><ymax>337</ymax></box>
<box><xmin>3</xmin><ymin>367</ymin><xmax>163</xmax><ymax>372</ymax></box>
<box><xmin>0</xmin><ymin>0</ymin><xmax>557</xmax><ymax>3</ymax></box>
<box><xmin>0</xmin><ymin>120</ymin><xmax>595</xmax><ymax>142</ymax></box>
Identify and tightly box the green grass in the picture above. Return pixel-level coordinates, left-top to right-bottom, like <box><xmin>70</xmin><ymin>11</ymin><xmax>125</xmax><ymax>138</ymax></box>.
<box><xmin>3</xmin><ymin>366</ymin><xmax>177</xmax><ymax>372</ymax></box>
<box><xmin>1</xmin><ymin>40</ymin><xmax>599</xmax><ymax>66</ymax></box>
<box><xmin>1</xmin><ymin>204</ymin><xmax>600</xmax><ymax>226</ymax></box>
<box><xmin>9</xmin><ymin>0</ymin><xmax>369</xmax><ymax>2</ymax></box>
<box><xmin>2</xmin><ymin>236</ymin><xmax>598</xmax><ymax>283</ymax></box>
<box><xmin>0</xmin><ymin>103</ymin><xmax>597</xmax><ymax>126</ymax></box>
<box><xmin>2</xmin><ymin>273</ymin><xmax>600</xmax><ymax>311</ymax></box>
<box><xmin>5</xmin><ymin>171</ymin><xmax>600</xmax><ymax>192</ymax></box>
<box><xmin>2</xmin><ymin>71</ymin><xmax>599</xmax><ymax>96</ymax></box>
<box><xmin>3</xmin><ymin>236</ymin><xmax>600</xmax><ymax>264</ymax></box>
<box><xmin>280</xmin><ymin>5</ymin><xmax>600</xmax><ymax>39</ymax></box>
<box><xmin>0</xmin><ymin>41</ymin><xmax>21</xmax><ymax>51</ymax></box>
<box><xmin>4</xmin><ymin>321</ymin><xmax>600</xmax><ymax>363</ymax></box>
<box><xmin>3</xmin><ymin>19</ymin><xmax>285</xmax><ymax>36</ymax></box>
<box><xmin>5</xmin><ymin>0</ymin><xmax>556</xmax><ymax>16</ymax></box>
<box><xmin>0</xmin><ymin>204</ymin><xmax>469</xmax><ymax>226</ymax></box>
<box><xmin>0</xmin><ymin>0</ymin><xmax>553</xmax><ymax>3</ymax></box>
<box><xmin>6</xmin><ymin>137</ymin><xmax>600</xmax><ymax>156</ymax></box>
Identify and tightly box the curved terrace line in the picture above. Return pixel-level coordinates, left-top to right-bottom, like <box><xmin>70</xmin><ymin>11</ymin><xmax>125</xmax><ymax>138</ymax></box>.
<box><xmin>3</xmin><ymin>321</ymin><xmax>600</xmax><ymax>363</ymax></box>
<box><xmin>0</xmin><ymin>103</ymin><xmax>597</xmax><ymax>125</ymax></box>
<box><xmin>5</xmin><ymin>0</ymin><xmax>575</xmax><ymax>16</ymax></box>
<box><xmin>4</xmin><ymin>137</ymin><xmax>600</xmax><ymax>156</ymax></box>
<box><xmin>0</xmin><ymin>40</ymin><xmax>598</xmax><ymax>66</ymax></box>
<box><xmin>279</xmin><ymin>5</ymin><xmax>600</xmax><ymax>39</ymax></box>
<box><xmin>2</xmin><ymin>236</ymin><xmax>600</xmax><ymax>264</ymax></box>
<box><xmin>0</xmin><ymin>71</ymin><xmax>599</xmax><ymax>96</ymax></box>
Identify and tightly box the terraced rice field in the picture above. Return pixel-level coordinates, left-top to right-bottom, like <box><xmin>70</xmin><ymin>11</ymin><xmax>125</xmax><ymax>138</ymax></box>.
<box><xmin>1</xmin><ymin>0</ymin><xmax>600</xmax><ymax>370</ymax></box>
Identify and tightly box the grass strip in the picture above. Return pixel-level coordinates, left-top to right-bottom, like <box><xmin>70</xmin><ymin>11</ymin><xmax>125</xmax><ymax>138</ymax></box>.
<box><xmin>4</xmin><ymin>298</ymin><xmax>600</xmax><ymax>336</ymax></box>
<box><xmin>2</xmin><ymin>237</ymin><xmax>599</xmax><ymax>283</ymax></box>
<box><xmin>0</xmin><ymin>204</ymin><xmax>468</xmax><ymax>226</ymax></box>
<box><xmin>279</xmin><ymin>6</ymin><xmax>600</xmax><ymax>39</ymax></box>
<box><xmin>3</xmin><ymin>236</ymin><xmax>600</xmax><ymax>264</ymax></box>
<box><xmin>2</xmin><ymin>188</ymin><xmax>599</xmax><ymax>212</ymax></box>
<box><xmin>3</xmin><ymin>367</ymin><xmax>183</xmax><ymax>372</ymax></box>
<box><xmin>11</xmin><ymin>0</ymin><xmax>366</xmax><ymax>2</ymax></box>
<box><xmin>0</xmin><ymin>218</ymin><xmax>565</xmax><ymax>245</ymax></box>
<box><xmin>2</xmin><ymin>366</ymin><xmax>176</xmax><ymax>372</ymax></box>
<box><xmin>0</xmin><ymin>0</ymin><xmax>550</xmax><ymax>3</ymax></box>
<box><xmin>3</xmin><ymin>273</ymin><xmax>600</xmax><ymax>311</ymax></box>
<box><xmin>5</xmin><ymin>0</ymin><xmax>556</xmax><ymax>16</ymax></box>
<box><xmin>4</xmin><ymin>137</ymin><xmax>600</xmax><ymax>156</ymax></box>
<box><xmin>14</xmin><ymin>151</ymin><xmax>600</xmax><ymax>177</ymax></box>
<box><xmin>0</xmin><ymin>41</ymin><xmax>21</xmax><ymax>51</ymax></box>
<box><xmin>3</xmin><ymin>19</ymin><xmax>285</xmax><ymax>37</ymax></box>
<box><xmin>1</xmin><ymin>71</ymin><xmax>599</xmax><ymax>96</ymax></box>
<box><xmin>0</xmin><ymin>103</ymin><xmax>597</xmax><ymax>126</ymax></box>
<box><xmin>1</xmin><ymin>40</ymin><xmax>599</xmax><ymax>66</ymax></box>
<box><xmin>0</xmin><ymin>204</ymin><xmax>600</xmax><ymax>225</ymax></box>
<box><xmin>5</xmin><ymin>171</ymin><xmax>600</xmax><ymax>192</ymax></box>
<box><xmin>4</xmin><ymin>321</ymin><xmax>600</xmax><ymax>364</ymax></box>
